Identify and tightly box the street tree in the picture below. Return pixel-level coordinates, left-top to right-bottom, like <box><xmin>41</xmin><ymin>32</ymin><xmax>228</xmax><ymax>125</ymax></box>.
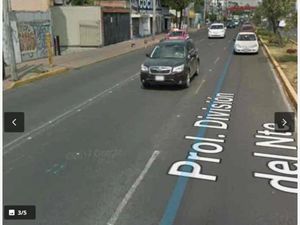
<box><xmin>161</xmin><ymin>0</ymin><xmax>194</xmax><ymax>29</ymax></box>
<box><xmin>260</xmin><ymin>0</ymin><xmax>296</xmax><ymax>34</ymax></box>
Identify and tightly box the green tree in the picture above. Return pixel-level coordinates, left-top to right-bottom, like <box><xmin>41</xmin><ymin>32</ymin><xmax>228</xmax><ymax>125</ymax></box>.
<box><xmin>253</xmin><ymin>3</ymin><xmax>264</xmax><ymax>25</ymax></box>
<box><xmin>260</xmin><ymin>0</ymin><xmax>295</xmax><ymax>35</ymax></box>
<box><xmin>161</xmin><ymin>0</ymin><xmax>193</xmax><ymax>29</ymax></box>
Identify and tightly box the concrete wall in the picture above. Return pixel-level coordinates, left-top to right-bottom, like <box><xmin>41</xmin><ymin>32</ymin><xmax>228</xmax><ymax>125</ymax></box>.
<box><xmin>11</xmin><ymin>0</ymin><xmax>51</xmax><ymax>12</ymax></box>
<box><xmin>51</xmin><ymin>6</ymin><xmax>102</xmax><ymax>47</ymax></box>
<box><xmin>3</xmin><ymin>11</ymin><xmax>53</xmax><ymax>63</ymax></box>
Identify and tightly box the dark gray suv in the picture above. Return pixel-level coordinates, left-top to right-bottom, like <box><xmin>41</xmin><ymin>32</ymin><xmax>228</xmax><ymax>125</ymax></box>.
<box><xmin>140</xmin><ymin>39</ymin><xmax>200</xmax><ymax>88</ymax></box>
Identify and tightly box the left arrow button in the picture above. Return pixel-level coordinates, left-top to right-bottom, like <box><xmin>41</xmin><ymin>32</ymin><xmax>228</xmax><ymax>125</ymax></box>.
<box><xmin>12</xmin><ymin>119</ymin><xmax>17</xmax><ymax>126</ymax></box>
<box><xmin>4</xmin><ymin>112</ymin><xmax>25</xmax><ymax>132</ymax></box>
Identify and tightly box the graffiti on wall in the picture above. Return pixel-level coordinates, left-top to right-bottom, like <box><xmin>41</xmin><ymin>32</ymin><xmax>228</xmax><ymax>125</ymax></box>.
<box><xmin>19</xmin><ymin>24</ymin><xmax>37</xmax><ymax>55</ymax></box>
<box><xmin>18</xmin><ymin>22</ymin><xmax>51</xmax><ymax>61</ymax></box>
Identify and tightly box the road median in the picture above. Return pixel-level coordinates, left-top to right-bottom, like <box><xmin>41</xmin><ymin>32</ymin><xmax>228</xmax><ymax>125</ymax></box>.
<box><xmin>259</xmin><ymin>35</ymin><xmax>297</xmax><ymax>108</ymax></box>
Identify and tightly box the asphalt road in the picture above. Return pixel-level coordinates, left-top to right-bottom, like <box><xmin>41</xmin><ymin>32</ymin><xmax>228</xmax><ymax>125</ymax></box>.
<box><xmin>4</xmin><ymin>29</ymin><xmax>297</xmax><ymax>225</ymax></box>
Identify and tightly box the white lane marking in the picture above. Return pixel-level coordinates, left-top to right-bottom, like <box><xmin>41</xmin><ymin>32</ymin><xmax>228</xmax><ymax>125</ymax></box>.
<box><xmin>198</xmin><ymin>39</ymin><xmax>205</xmax><ymax>43</ymax></box>
<box><xmin>195</xmin><ymin>79</ymin><xmax>206</xmax><ymax>95</ymax></box>
<box><xmin>214</xmin><ymin>57</ymin><xmax>220</xmax><ymax>64</ymax></box>
<box><xmin>208</xmin><ymin>42</ymin><xmax>215</xmax><ymax>46</ymax></box>
<box><xmin>107</xmin><ymin>150</ymin><xmax>160</xmax><ymax>225</ymax></box>
<box><xmin>209</xmin><ymin>69</ymin><xmax>213</xmax><ymax>72</ymax></box>
<box><xmin>4</xmin><ymin>72</ymin><xmax>140</xmax><ymax>153</ymax></box>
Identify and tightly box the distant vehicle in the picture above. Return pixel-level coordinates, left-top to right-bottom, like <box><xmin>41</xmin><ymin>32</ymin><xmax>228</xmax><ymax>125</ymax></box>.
<box><xmin>208</xmin><ymin>23</ymin><xmax>226</xmax><ymax>38</ymax></box>
<box><xmin>166</xmin><ymin>29</ymin><xmax>189</xmax><ymax>40</ymax></box>
<box><xmin>233</xmin><ymin>32</ymin><xmax>259</xmax><ymax>54</ymax></box>
<box><xmin>140</xmin><ymin>39</ymin><xmax>200</xmax><ymax>88</ymax></box>
<box><xmin>240</xmin><ymin>24</ymin><xmax>256</xmax><ymax>32</ymax></box>
<box><xmin>233</xmin><ymin>20</ymin><xmax>240</xmax><ymax>26</ymax></box>
<box><xmin>242</xmin><ymin>21</ymin><xmax>251</xmax><ymax>25</ymax></box>
<box><xmin>226</xmin><ymin>21</ymin><xmax>236</xmax><ymax>29</ymax></box>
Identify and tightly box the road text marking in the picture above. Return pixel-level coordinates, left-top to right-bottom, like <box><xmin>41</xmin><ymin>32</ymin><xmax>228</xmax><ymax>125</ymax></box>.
<box><xmin>253</xmin><ymin>123</ymin><xmax>297</xmax><ymax>194</ymax></box>
<box><xmin>168</xmin><ymin>92</ymin><xmax>235</xmax><ymax>181</ymax></box>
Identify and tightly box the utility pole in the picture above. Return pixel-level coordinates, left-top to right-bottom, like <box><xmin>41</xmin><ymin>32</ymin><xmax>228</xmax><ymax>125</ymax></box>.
<box><xmin>152</xmin><ymin>0</ymin><xmax>156</xmax><ymax>39</ymax></box>
<box><xmin>203</xmin><ymin>0</ymin><xmax>206</xmax><ymax>25</ymax></box>
<box><xmin>129</xmin><ymin>0</ymin><xmax>133</xmax><ymax>39</ymax></box>
<box><xmin>4</xmin><ymin>0</ymin><xmax>18</xmax><ymax>80</ymax></box>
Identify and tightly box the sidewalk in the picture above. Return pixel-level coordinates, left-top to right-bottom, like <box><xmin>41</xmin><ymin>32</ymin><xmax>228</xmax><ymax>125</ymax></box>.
<box><xmin>3</xmin><ymin>33</ymin><xmax>166</xmax><ymax>90</ymax></box>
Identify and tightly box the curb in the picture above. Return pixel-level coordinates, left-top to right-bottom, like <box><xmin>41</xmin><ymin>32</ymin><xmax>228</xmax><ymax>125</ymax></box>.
<box><xmin>259</xmin><ymin>36</ymin><xmax>297</xmax><ymax>108</ymax></box>
<box><xmin>290</xmin><ymin>39</ymin><xmax>297</xmax><ymax>45</ymax></box>
<box><xmin>6</xmin><ymin>67</ymin><xmax>68</xmax><ymax>90</ymax></box>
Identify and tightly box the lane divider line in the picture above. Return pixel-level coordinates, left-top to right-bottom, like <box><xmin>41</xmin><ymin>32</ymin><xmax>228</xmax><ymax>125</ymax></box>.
<box><xmin>195</xmin><ymin>79</ymin><xmax>206</xmax><ymax>95</ymax></box>
<box><xmin>107</xmin><ymin>150</ymin><xmax>160</xmax><ymax>225</ymax></box>
<box><xmin>214</xmin><ymin>57</ymin><xmax>220</xmax><ymax>64</ymax></box>
<box><xmin>4</xmin><ymin>72</ymin><xmax>140</xmax><ymax>154</ymax></box>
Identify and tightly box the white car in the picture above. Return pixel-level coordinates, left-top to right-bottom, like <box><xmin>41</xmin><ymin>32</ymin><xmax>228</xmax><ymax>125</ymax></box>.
<box><xmin>234</xmin><ymin>32</ymin><xmax>259</xmax><ymax>54</ymax></box>
<box><xmin>208</xmin><ymin>23</ymin><xmax>226</xmax><ymax>38</ymax></box>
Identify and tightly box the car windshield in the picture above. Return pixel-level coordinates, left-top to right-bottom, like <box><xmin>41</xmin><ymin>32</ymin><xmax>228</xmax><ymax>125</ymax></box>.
<box><xmin>237</xmin><ymin>34</ymin><xmax>257</xmax><ymax>41</ymax></box>
<box><xmin>169</xmin><ymin>31</ymin><xmax>184</xmax><ymax>37</ymax></box>
<box><xmin>150</xmin><ymin>44</ymin><xmax>186</xmax><ymax>59</ymax></box>
<box><xmin>210</xmin><ymin>25</ymin><xmax>224</xmax><ymax>29</ymax></box>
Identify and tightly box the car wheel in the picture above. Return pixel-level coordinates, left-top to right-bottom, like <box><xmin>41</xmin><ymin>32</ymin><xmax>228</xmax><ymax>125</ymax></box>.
<box><xmin>183</xmin><ymin>71</ymin><xmax>191</xmax><ymax>88</ymax></box>
<box><xmin>195</xmin><ymin>61</ymin><xmax>200</xmax><ymax>76</ymax></box>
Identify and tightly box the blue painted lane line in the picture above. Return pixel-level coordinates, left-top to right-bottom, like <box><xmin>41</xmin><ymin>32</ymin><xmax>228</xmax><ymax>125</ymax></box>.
<box><xmin>159</xmin><ymin>46</ymin><xmax>234</xmax><ymax>225</ymax></box>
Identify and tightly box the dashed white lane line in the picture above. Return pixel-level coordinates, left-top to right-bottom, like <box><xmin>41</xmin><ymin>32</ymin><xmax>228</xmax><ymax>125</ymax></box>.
<box><xmin>208</xmin><ymin>42</ymin><xmax>215</xmax><ymax>46</ymax></box>
<box><xmin>214</xmin><ymin>57</ymin><xmax>220</xmax><ymax>64</ymax></box>
<box><xmin>195</xmin><ymin>79</ymin><xmax>206</xmax><ymax>95</ymax></box>
<box><xmin>107</xmin><ymin>150</ymin><xmax>160</xmax><ymax>225</ymax></box>
<box><xmin>4</xmin><ymin>72</ymin><xmax>140</xmax><ymax>153</ymax></box>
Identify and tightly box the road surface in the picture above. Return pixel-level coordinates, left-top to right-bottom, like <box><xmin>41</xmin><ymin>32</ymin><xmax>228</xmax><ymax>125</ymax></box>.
<box><xmin>4</xmin><ymin>29</ymin><xmax>297</xmax><ymax>225</ymax></box>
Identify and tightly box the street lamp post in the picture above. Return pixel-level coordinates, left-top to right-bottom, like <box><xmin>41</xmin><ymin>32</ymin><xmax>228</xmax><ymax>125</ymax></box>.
<box><xmin>129</xmin><ymin>0</ymin><xmax>133</xmax><ymax>39</ymax></box>
<box><xmin>152</xmin><ymin>0</ymin><xmax>156</xmax><ymax>39</ymax></box>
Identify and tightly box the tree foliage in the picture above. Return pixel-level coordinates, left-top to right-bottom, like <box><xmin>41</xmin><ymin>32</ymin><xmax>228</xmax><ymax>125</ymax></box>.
<box><xmin>161</xmin><ymin>0</ymin><xmax>198</xmax><ymax>28</ymax></box>
<box><xmin>260</xmin><ymin>0</ymin><xmax>296</xmax><ymax>34</ymax></box>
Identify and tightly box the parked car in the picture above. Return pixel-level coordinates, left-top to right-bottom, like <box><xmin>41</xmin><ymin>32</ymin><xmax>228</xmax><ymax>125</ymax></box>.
<box><xmin>240</xmin><ymin>24</ymin><xmax>256</xmax><ymax>32</ymax></box>
<box><xmin>166</xmin><ymin>29</ymin><xmax>189</xmax><ymax>40</ymax></box>
<box><xmin>233</xmin><ymin>32</ymin><xmax>259</xmax><ymax>54</ymax></box>
<box><xmin>208</xmin><ymin>23</ymin><xmax>226</xmax><ymax>38</ymax></box>
<box><xmin>140</xmin><ymin>39</ymin><xmax>200</xmax><ymax>88</ymax></box>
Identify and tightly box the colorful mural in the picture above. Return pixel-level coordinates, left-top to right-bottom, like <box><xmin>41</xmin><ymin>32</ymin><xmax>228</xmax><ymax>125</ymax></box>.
<box><xmin>18</xmin><ymin>22</ymin><xmax>51</xmax><ymax>61</ymax></box>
